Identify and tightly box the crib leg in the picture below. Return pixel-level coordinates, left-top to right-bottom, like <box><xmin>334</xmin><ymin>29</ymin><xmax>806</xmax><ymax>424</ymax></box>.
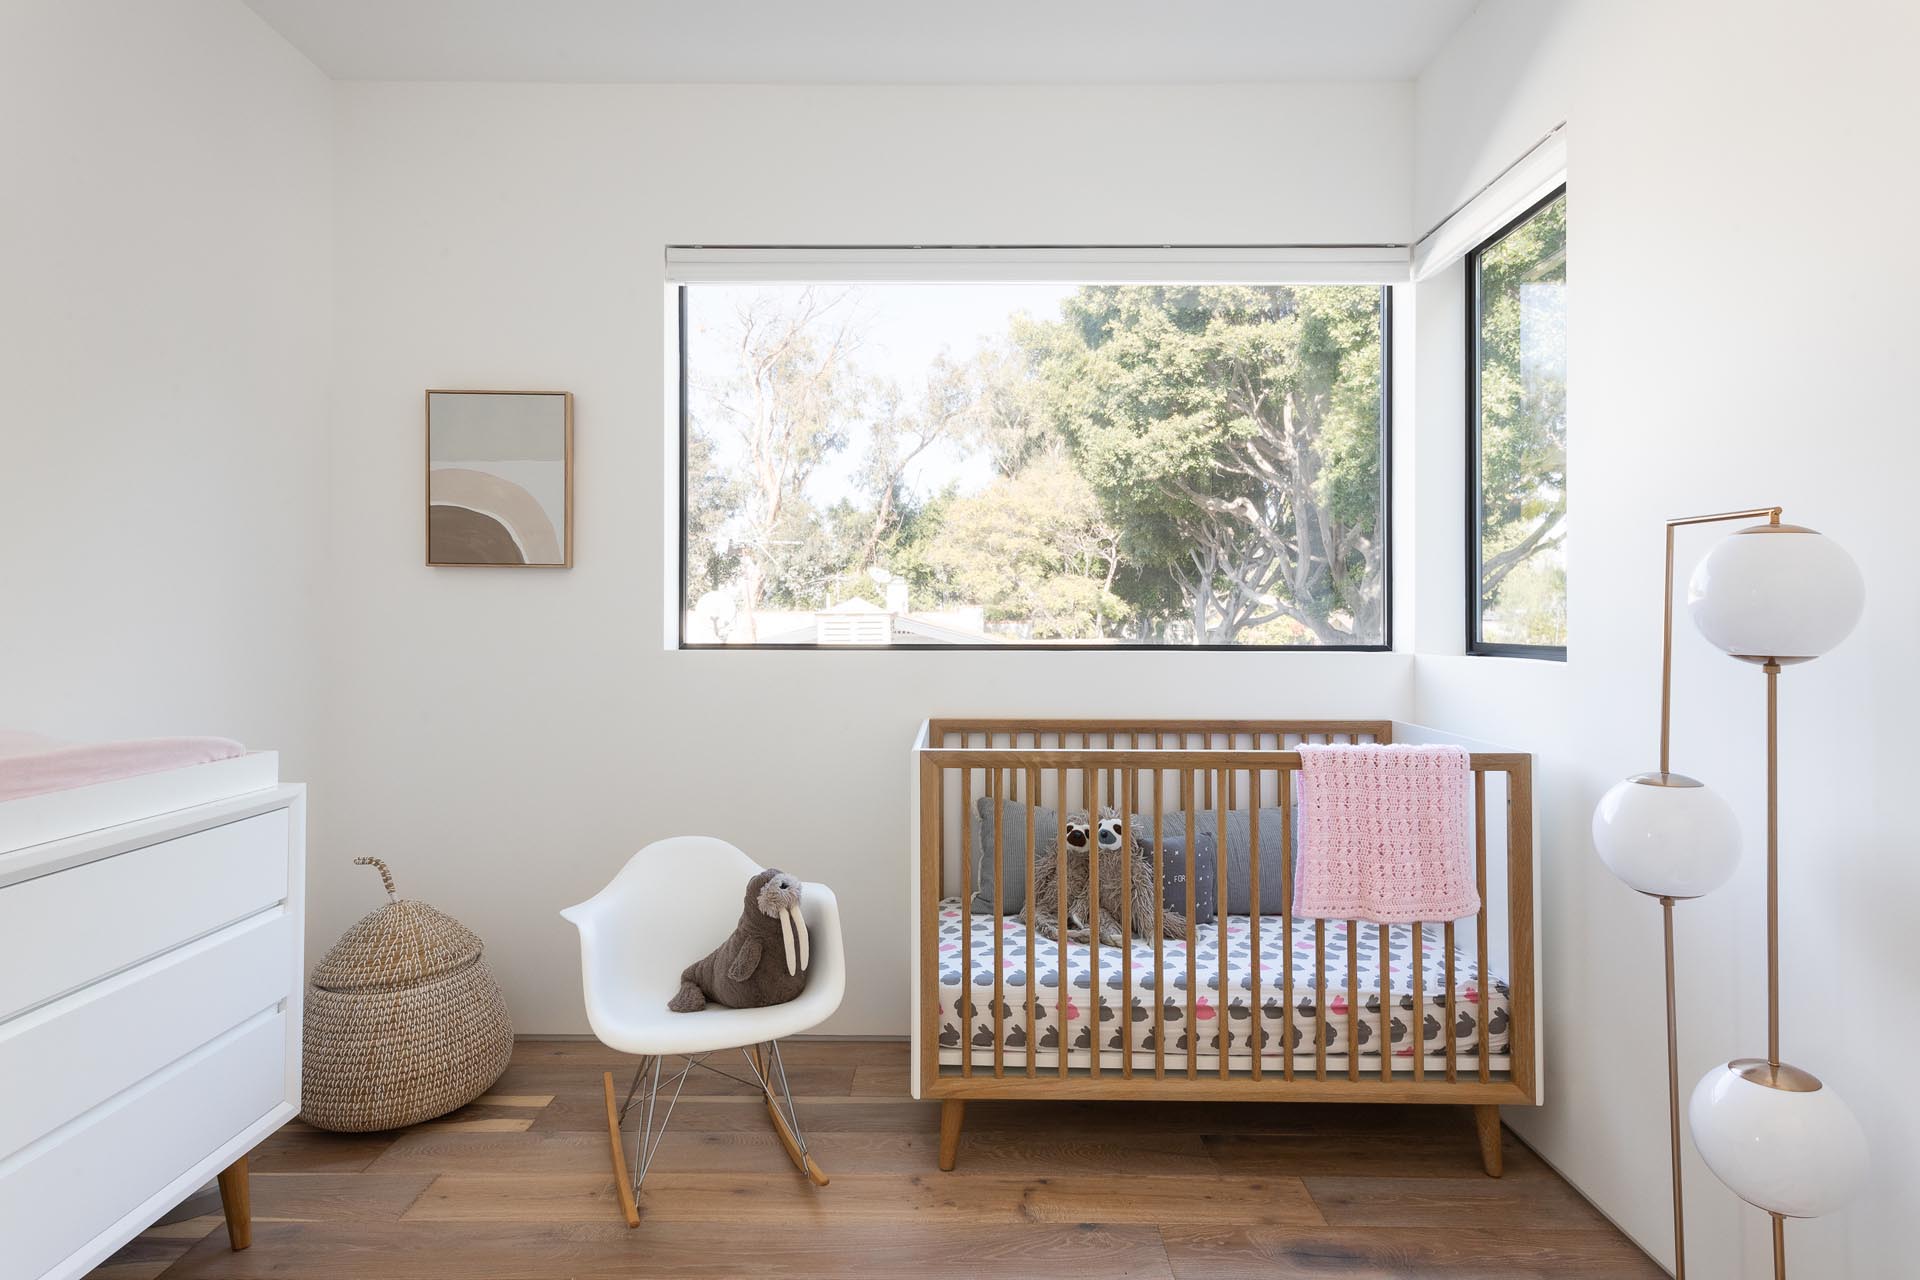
<box><xmin>938</xmin><ymin>1099</ymin><xmax>966</xmax><ymax>1172</ymax></box>
<box><xmin>1473</xmin><ymin>1104</ymin><xmax>1504</xmax><ymax>1178</ymax></box>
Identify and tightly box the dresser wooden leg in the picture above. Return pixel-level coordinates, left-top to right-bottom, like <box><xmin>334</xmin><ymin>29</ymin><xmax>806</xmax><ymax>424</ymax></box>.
<box><xmin>1473</xmin><ymin>1105</ymin><xmax>1504</xmax><ymax>1178</ymax></box>
<box><xmin>216</xmin><ymin>1155</ymin><xmax>252</xmax><ymax>1250</ymax></box>
<box><xmin>938</xmin><ymin>1099</ymin><xmax>965</xmax><ymax>1172</ymax></box>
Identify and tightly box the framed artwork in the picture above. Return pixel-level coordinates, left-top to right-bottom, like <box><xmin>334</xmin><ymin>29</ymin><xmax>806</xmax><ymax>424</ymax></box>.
<box><xmin>426</xmin><ymin>390</ymin><xmax>573</xmax><ymax>567</ymax></box>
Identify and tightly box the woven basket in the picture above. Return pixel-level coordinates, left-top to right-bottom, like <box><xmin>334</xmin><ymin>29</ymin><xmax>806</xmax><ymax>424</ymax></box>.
<box><xmin>300</xmin><ymin>857</ymin><xmax>514</xmax><ymax>1132</ymax></box>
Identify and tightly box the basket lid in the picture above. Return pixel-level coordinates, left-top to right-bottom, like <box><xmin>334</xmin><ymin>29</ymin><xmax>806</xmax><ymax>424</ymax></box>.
<box><xmin>310</xmin><ymin>858</ymin><xmax>484</xmax><ymax>992</ymax></box>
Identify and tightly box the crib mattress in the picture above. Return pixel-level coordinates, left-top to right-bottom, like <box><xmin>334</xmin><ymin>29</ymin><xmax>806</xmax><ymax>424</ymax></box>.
<box><xmin>936</xmin><ymin>899</ymin><xmax>1511</xmax><ymax>1071</ymax></box>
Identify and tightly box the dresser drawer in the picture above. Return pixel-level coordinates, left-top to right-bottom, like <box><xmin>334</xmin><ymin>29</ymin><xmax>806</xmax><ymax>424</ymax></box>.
<box><xmin>0</xmin><ymin>1009</ymin><xmax>286</xmax><ymax>1280</ymax></box>
<box><xmin>0</xmin><ymin>910</ymin><xmax>294</xmax><ymax>1161</ymax></box>
<box><xmin>0</xmin><ymin>809</ymin><xmax>289</xmax><ymax>1021</ymax></box>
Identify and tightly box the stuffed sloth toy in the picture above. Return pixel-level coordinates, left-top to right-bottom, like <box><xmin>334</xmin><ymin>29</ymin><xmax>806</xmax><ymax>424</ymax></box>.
<box><xmin>667</xmin><ymin>867</ymin><xmax>811</xmax><ymax>1012</ymax></box>
<box><xmin>1033</xmin><ymin>808</ymin><xmax>1187</xmax><ymax>946</ymax></box>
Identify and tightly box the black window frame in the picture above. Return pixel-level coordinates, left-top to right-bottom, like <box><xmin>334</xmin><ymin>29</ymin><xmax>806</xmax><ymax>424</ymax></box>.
<box><xmin>676</xmin><ymin>280</ymin><xmax>1396</xmax><ymax>652</ymax></box>
<box><xmin>1465</xmin><ymin>186</ymin><xmax>1567</xmax><ymax>661</ymax></box>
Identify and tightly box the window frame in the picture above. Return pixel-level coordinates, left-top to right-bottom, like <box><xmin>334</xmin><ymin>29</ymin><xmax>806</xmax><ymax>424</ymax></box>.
<box><xmin>676</xmin><ymin>281</ymin><xmax>1396</xmax><ymax>652</ymax></box>
<box><xmin>1465</xmin><ymin>185</ymin><xmax>1567</xmax><ymax>661</ymax></box>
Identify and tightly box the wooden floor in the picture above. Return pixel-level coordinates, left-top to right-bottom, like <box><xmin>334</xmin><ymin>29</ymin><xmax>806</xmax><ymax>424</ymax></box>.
<box><xmin>92</xmin><ymin>1040</ymin><xmax>1661</xmax><ymax>1279</ymax></box>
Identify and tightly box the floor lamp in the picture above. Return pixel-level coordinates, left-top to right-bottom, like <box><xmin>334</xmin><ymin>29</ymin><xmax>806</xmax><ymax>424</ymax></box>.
<box><xmin>1595</xmin><ymin>507</ymin><xmax>1868</xmax><ymax>1279</ymax></box>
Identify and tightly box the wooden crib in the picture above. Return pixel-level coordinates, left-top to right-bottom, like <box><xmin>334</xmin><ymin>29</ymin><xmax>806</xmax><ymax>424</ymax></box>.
<box><xmin>911</xmin><ymin>718</ymin><xmax>1537</xmax><ymax>1176</ymax></box>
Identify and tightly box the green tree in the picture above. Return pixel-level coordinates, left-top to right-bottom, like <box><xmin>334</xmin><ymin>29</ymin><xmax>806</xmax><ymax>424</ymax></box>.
<box><xmin>1475</xmin><ymin>195</ymin><xmax>1567</xmax><ymax>642</ymax></box>
<box><xmin>845</xmin><ymin>358</ymin><xmax>970</xmax><ymax>578</ymax></box>
<box><xmin>1021</xmin><ymin>285</ymin><xmax>1386</xmax><ymax>644</ymax></box>
<box><xmin>683</xmin><ymin>422</ymin><xmax>742</xmax><ymax>599</ymax></box>
<box><xmin>695</xmin><ymin>288</ymin><xmax>862</xmax><ymax>635</ymax></box>
<box><xmin>923</xmin><ymin>457</ymin><xmax>1125</xmax><ymax>638</ymax></box>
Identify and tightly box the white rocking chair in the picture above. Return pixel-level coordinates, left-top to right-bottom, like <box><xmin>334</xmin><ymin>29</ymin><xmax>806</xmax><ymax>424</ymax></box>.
<box><xmin>560</xmin><ymin>836</ymin><xmax>845</xmax><ymax>1226</ymax></box>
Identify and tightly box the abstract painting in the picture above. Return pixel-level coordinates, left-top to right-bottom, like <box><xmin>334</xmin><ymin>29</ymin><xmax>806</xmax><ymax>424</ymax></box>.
<box><xmin>427</xmin><ymin>390</ymin><xmax>572</xmax><ymax>567</ymax></box>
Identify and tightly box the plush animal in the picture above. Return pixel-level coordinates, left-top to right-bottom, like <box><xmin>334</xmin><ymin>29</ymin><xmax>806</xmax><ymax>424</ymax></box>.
<box><xmin>1032</xmin><ymin>808</ymin><xmax>1186</xmax><ymax>946</ymax></box>
<box><xmin>667</xmin><ymin>868</ymin><xmax>811</xmax><ymax>1012</ymax></box>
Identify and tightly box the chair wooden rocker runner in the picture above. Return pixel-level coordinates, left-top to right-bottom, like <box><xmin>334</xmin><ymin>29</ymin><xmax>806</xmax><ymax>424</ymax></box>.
<box><xmin>562</xmin><ymin>837</ymin><xmax>846</xmax><ymax>1226</ymax></box>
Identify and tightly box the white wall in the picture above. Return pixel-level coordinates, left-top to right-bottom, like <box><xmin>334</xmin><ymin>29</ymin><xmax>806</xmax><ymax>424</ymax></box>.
<box><xmin>321</xmin><ymin>82</ymin><xmax>1416</xmax><ymax>1036</ymax></box>
<box><xmin>0</xmin><ymin>1</ymin><xmax>332</xmax><ymax>779</ymax></box>
<box><xmin>1411</xmin><ymin>2</ymin><xmax>1919</xmax><ymax>1275</ymax></box>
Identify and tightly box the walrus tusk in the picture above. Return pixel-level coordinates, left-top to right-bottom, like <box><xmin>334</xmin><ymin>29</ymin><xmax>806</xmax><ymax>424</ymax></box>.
<box><xmin>780</xmin><ymin>906</ymin><xmax>797</xmax><ymax>976</ymax></box>
<box><xmin>792</xmin><ymin>905</ymin><xmax>810</xmax><ymax>971</ymax></box>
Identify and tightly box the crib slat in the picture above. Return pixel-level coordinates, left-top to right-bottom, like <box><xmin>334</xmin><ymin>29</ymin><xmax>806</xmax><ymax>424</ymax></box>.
<box><xmin>960</xmin><ymin>749</ymin><xmax>973</xmax><ymax>1078</ymax></box>
<box><xmin>1444</xmin><ymin>919</ymin><xmax>1458</xmax><ymax>1082</ymax></box>
<box><xmin>1412</xmin><ymin>921</ymin><xmax>1425</xmax><ymax>1082</ymax></box>
<box><xmin>1087</xmin><ymin>752</ymin><xmax>1101</xmax><ymax>1081</ymax></box>
<box><xmin>1216</xmin><ymin>767</ymin><xmax>1229</xmax><ymax>1079</ymax></box>
<box><xmin>1379</xmin><ymin>923</ymin><xmax>1392</xmax><ymax>1082</ymax></box>
<box><xmin>1314</xmin><ymin>919</ymin><xmax>1327</xmax><ymax>1080</ymax></box>
<box><xmin>1282</xmin><ymin>768</ymin><xmax>1294</xmax><ymax>1082</ymax></box>
<box><xmin>1057</xmin><ymin>759</ymin><xmax>1069</xmax><ymax>1080</ymax></box>
<box><xmin>1347</xmin><ymin>922</ymin><xmax>1360</xmax><ymax>1082</ymax></box>
<box><xmin>1185</xmin><ymin>771</ymin><xmax>1197</xmax><ymax>1080</ymax></box>
<box><xmin>1026</xmin><ymin>767</ymin><xmax>1037</xmax><ymax>1079</ymax></box>
<box><xmin>1153</xmin><ymin>758</ymin><xmax>1166</xmax><ymax>1081</ymax></box>
<box><xmin>992</xmin><ymin>767</ymin><xmax>1005</xmax><ymax>1078</ymax></box>
<box><xmin>1119</xmin><ymin>766</ymin><xmax>1133</xmax><ymax>1080</ymax></box>
<box><xmin>1249</xmin><ymin>771</ymin><xmax>1262</xmax><ymax>1082</ymax></box>
<box><xmin>1476</xmin><ymin>770</ymin><xmax>1490</xmax><ymax>1084</ymax></box>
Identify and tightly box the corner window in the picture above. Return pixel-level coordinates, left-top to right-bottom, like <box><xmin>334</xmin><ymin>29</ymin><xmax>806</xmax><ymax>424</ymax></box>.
<box><xmin>679</xmin><ymin>275</ymin><xmax>1391</xmax><ymax>648</ymax></box>
<box><xmin>1468</xmin><ymin>188</ymin><xmax>1567</xmax><ymax>657</ymax></box>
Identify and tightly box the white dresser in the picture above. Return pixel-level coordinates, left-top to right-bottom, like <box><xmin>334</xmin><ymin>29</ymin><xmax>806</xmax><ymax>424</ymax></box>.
<box><xmin>0</xmin><ymin>784</ymin><xmax>305</xmax><ymax>1280</ymax></box>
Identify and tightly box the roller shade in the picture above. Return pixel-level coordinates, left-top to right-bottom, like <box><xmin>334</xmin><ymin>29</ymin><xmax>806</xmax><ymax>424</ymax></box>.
<box><xmin>1412</xmin><ymin>125</ymin><xmax>1567</xmax><ymax>280</ymax></box>
<box><xmin>666</xmin><ymin>244</ymin><xmax>1411</xmax><ymax>286</ymax></box>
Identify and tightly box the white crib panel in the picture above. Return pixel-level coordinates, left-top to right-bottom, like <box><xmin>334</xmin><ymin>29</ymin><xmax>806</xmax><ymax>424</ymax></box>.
<box><xmin>0</xmin><ymin>809</ymin><xmax>289</xmax><ymax>1021</ymax></box>
<box><xmin>0</xmin><ymin>910</ymin><xmax>293</xmax><ymax>1160</ymax></box>
<box><xmin>0</xmin><ymin>1009</ymin><xmax>286</xmax><ymax>1280</ymax></box>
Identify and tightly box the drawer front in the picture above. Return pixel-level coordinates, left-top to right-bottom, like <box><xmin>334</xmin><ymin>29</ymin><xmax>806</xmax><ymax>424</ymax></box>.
<box><xmin>0</xmin><ymin>910</ymin><xmax>294</xmax><ymax>1161</ymax></box>
<box><xmin>0</xmin><ymin>1009</ymin><xmax>286</xmax><ymax>1280</ymax></box>
<box><xmin>0</xmin><ymin>809</ymin><xmax>289</xmax><ymax>1021</ymax></box>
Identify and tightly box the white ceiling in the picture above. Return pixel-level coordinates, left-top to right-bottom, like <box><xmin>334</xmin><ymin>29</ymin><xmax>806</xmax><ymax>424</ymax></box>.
<box><xmin>243</xmin><ymin>0</ymin><xmax>1482</xmax><ymax>84</ymax></box>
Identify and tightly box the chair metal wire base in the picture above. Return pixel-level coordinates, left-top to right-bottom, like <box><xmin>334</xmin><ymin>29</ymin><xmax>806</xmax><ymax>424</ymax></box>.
<box><xmin>605</xmin><ymin>1039</ymin><xmax>823</xmax><ymax>1225</ymax></box>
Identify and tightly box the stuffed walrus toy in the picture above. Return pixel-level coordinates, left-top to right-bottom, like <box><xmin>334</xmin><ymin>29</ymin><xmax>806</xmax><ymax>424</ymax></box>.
<box><xmin>667</xmin><ymin>868</ymin><xmax>810</xmax><ymax>1012</ymax></box>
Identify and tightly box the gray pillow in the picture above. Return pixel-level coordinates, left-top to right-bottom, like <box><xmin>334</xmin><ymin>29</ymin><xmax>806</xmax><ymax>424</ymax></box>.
<box><xmin>1133</xmin><ymin>808</ymin><xmax>1294</xmax><ymax>916</ymax></box>
<box><xmin>1160</xmin><ymin>831</ymin><xmax>1219</xmax><ymax>926</ymax></box>
<box><xmin>969</xmin><ymin>799</ymin><xmax>1294</xmax><ymax>917</ymax></box>
<box><xmin>968</xmin><ymin>797</ymin><xmax>1055</xmax><ymax>913</ymax></box>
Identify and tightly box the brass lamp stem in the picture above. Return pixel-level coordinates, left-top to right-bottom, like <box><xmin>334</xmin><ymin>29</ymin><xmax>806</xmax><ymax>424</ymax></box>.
<box><xmin>1765</xmin><ymin>661</ymin><xmax>1780</xmax><ymax>1069</ymax></box>
<box><xmin>1659</xmin><ymin>508</ymin><xmax>1781</xmax><ymax>775</ymax></box>
<box><xmin>1661</xmin><ymin>895</ymin><xmax>1686</xmax><ymax>1280</ymax></box>
<box><xmin>1652</xmin><ymin>505</ymin><xmax>1783</xmax><ymax>1280</ymax></box>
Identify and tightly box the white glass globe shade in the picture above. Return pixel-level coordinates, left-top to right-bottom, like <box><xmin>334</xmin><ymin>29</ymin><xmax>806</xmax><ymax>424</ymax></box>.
<box><xmin>1687</xmin><ymin>524</ymin><xmax>1864</xmax><ymax>663</ymax></box>
<box><xmin>1689</xmin><ymin>1061</ymin><xmax>1868</xmax><ymax>1218</ymax></box>
<box><xmin>1590</xmin><ymin>774</ymin><xmax>1741</xmax><ymax>898</ymax></box>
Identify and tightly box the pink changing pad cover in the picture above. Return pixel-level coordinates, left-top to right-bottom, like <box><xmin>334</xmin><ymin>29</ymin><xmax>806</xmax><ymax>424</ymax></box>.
<box><xmin>0</xmin><ymin>732</ymin><xmax>247</xmax><ymax>803</ymax></box>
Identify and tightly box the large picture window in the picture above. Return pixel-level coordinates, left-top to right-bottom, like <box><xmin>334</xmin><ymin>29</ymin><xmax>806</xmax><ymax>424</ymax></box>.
<box><xmin>1468</xmin><ymin>188</ymin><xmax>1567</xmax><ymax>657</ymax></box>
<box><xmin>679</xmin><ymin>278</ymin><xmax>1391</xmax><ymax>648</ymax></box>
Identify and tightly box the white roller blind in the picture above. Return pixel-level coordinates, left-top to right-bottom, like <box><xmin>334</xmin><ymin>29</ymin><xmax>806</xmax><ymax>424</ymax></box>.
<box><xmin>1412</xmin><ymin>126</ymin><xmax>1567</xmax><ymax>281</ymax></box>
<box><xmin>665</xmin><ymin>244</ymin><xmax>1410</xmax><ymax>286</ymax></box>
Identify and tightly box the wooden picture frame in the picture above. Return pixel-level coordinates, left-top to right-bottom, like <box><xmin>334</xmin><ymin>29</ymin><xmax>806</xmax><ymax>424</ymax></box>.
<box><xmin>426</xmin><ymin>389</ymin><xmax>573</xmax><ymax>567</ymax></box>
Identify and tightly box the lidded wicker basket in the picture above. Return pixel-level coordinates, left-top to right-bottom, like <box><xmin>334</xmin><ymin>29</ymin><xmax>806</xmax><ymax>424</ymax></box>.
<box><xmin>300</xmin><ymin>857</ymin><xmax>513</xmax><ymax>1132</ymax></box>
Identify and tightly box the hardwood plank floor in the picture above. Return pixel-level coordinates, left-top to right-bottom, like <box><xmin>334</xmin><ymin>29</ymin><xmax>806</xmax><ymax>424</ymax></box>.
<box><xmin>89</xmin><ymin>1039</ymin><xmax>1660</xmax><ymax>1280</ymax></box>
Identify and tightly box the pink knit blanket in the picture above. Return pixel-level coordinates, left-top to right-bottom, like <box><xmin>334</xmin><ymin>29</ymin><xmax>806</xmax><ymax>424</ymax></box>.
<box><xmin>1290</xmin><ymin>743</ymin><xmax>1479</xmax><ymax>924</ymax></box>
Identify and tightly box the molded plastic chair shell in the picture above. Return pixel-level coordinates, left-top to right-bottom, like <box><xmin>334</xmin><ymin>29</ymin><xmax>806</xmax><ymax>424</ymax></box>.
<box><xmin>560</xmin><ymin>836</ymin><xmax>845</xmax><ymax>1058</ymax></box>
